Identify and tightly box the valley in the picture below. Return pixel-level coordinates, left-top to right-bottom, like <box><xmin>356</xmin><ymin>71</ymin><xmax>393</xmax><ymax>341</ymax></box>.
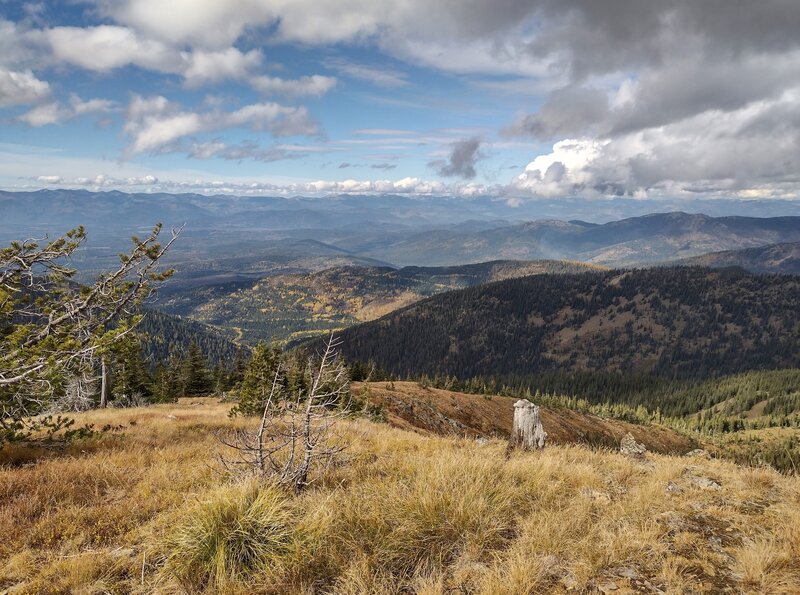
<box><xmin>156</xmin><ymin>260</ymin><xmax>603</xmax><ymax>344</ymax></box>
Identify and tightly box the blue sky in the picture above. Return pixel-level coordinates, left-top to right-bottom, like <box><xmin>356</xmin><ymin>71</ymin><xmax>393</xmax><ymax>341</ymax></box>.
<box><xmin>1</xmin><ymin>1</ymin><xmax>799</xmax><ymax>200</ymax></box>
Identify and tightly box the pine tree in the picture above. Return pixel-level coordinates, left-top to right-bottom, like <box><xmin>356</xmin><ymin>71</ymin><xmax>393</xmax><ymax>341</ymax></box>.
<box><xmin>110</xmin><ymin>334</ymin><xmax>152</xmax><ymax>404</ymax></box>
<box><xmin>179</xmin><ymin>342</ymin><xmax>213</xmax><ymax>397</ymax></box>
<box><xmin>231</xmin><ymin>342</ymin><xmax>284</xmax><ymax>416</ymax></box>
<box><xmin>151</xmin><ymin>361</ymin><xmax>178</xmax><ymax>403</ymax></box>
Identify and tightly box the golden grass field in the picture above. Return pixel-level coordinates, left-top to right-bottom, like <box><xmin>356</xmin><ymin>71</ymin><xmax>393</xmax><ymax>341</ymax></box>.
<box><xmin>1</xmin><ymin>396</ymin><xmax>799</xmax><ymax>594</ymax></box>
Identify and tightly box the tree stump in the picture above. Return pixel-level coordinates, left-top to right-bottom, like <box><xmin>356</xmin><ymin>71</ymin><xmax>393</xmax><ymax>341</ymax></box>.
<box><xmin>509</xmin><ymin>400</ymin><xmax>547</xmax><ymax>451</ymax></box>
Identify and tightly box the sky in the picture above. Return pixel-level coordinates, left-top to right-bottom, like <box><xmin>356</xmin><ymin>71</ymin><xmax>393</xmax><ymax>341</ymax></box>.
<box><xmin>1</xmin><ymin>0</ymin><xmax>800</xmax><ymax>200</ymax></box>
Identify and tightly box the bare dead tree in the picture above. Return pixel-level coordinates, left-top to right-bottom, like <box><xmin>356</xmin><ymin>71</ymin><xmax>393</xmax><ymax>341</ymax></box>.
<box><xmin>220</xmin><ymin>334</ymin><xmax>352</xmax><ymax>492</ymax></box>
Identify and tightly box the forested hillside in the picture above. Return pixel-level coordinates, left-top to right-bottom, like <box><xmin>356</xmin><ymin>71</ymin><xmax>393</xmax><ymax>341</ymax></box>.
<box><xmin>332</xmin><ymin>267</ymin><xmax>800</xmax><ymax>380</ymax></box>
<box><xmin>137</xmin><ymin>309</ymin><xmax>245</xmax><ymax>367</ymax></box>
<box><xmin>156</xmin><ymin>260</ymin><xmax>601</xmax><ymax>344</ymax></box>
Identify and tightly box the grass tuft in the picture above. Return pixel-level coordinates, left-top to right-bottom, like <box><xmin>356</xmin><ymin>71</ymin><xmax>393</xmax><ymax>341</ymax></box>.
<box><xmin>159</xmin><ymin>480</ymin><xmax>294</xmax><ymax>592</ymax></box>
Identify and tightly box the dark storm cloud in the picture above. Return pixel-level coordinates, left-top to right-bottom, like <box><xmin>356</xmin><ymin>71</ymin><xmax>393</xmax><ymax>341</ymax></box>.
<box><xmin>502</xmin><ymin>86</ymin><xmax>609</xmax><ymax>139</ymax></box>
<box><xmin>429</xmin><ymin>137</ymin><xmax>482</xmax><ymax>179</ymax></box>
<box><xmin>503</xmin><ymin>0</ymin><xmax>800</xmax><ymax>197</ymax></box>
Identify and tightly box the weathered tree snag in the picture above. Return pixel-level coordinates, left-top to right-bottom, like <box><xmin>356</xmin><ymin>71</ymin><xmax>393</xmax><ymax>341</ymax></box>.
<box><xmin>100</xmin><ymin>357</ymin><xmax>108</xmax><ymax>408</ymax></box>
<box><xmin>509</xmin><ymin>399</ymin><xmax>547</xmax><ymax>451</ymax></box>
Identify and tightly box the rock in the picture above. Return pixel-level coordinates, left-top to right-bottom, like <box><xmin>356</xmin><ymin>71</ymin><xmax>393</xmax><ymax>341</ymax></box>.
<box><xmin>685</xmin><ymin>448</ymin><xmax>711</xmax><ymax>459</ymax></box>
<box><xmin>656</xmin><ymin>511</ymin><xmax>689</xmax><ymax>533</ymax></box>
<box><xmin>109</xmin><ymin>547</ymin><xmax>135</xmax><ymax>559</ymax></box>
<box><xmin>561</xmin><ymin>571</ymin><xmax>579</xmax><ymax>590</ymax></box>
<box><xmin>613</xmin><ymin>566</ymin><xmax>640</xmax><ymax>580</ymax></box>
<box><xmin>665</xmin><ymin>481</ymin><xmax>683</xmax><ymax>495</ymax></box>
<box><xmin>596</xmin><ymin>579</ymin><xmax>619</xmax><ymax>593</ymax></box>
<box><xmin>620</xmin><ymin>432</ymin><xmax>647</xmax><ymax>457</ymax></box>
<box><xmin>475</xmin><ymin>437</ymin><xmax>488</xmax><ymax>446</ymax></box>
<box><xmin>690</xmin><ymin>476</ymin><xmax>722</xmax><ymax>491</ymax></box>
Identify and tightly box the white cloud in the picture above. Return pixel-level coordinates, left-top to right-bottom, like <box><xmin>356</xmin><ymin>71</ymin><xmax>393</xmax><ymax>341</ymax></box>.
<box><xmin>323</xmin><ymin>58</ymin><xmax>408</xmax><ymax>88</ymax></box>
<box><xmin>0</xmin><ymin>68</ymin><xmax>50</xmax><ymax>108</ymax></box>
<box><xmin>18</xmin><ymin>102</ymin><xmax>70</xmax><ymax>126</ymax></box>
<box><xmin>188</xmin><ymin>139</ymin><xmax>309</xmax><ymax>162</ymax></box>
<box><xmin>46</xmin><ymin>25</ymin><xmax>183</xmax><ymax>73</ymax></box>
<box><xmin>46</xmin><ymin>25</ymin><xmax>264</xmax><ymax>88</ymax></box>
<box><xmin>19</xmin><ymin>95</ymin><xmax>119</xmax><ymax>127</ymax></box>
<box><xmin>123</xmin><ymin>95</ymin><xmax>321</xmax><ymax>154</ymax></box>
<box><xmin>512</xmin><ymin>89</ymin><xmax>800</xmax><ymax>199</ymax></box>
<box><xmin>182</xmin><ymin>47</ymin><xmax>263</xmax><ymax>87</ymax></box>
<box><xmin>251</xmin><ymin>74</ymin><xmax>337</xmax><ymax>97</ymax></box>
<box><xmin>24</xmin><ymin>169</ymin><xmax>494</xmax><ymax>197</ymax></box>
<box><xmin>94</xmin><ymin>0</ymin><xmax>272</xmax><ymax>48</ymax></box>
<box><xmin>69</xmin><ymin>95</ymin><xmax>119</xmax><ymax>115</ymax></box>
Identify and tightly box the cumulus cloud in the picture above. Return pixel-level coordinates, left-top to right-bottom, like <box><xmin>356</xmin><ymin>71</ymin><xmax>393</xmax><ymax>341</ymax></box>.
<box><xmin>123</xmin><ymin>95</ymin><xmax>321</xmax><ymax>155</ymax></box>
<box><xmin>182</xmin><ymin>47</ymin><xmax>263</xmax><ymax>87</ymax></box>
<box><xmin>30</xmin><ymin>172</ymin><xmax>498</xmax><ymax>197</ymax></box>
<box><xmin>9</xmin><ymin>1</ymin><xmax>800</xmax><ymax>198</ymax></box>
<box><xmin>92</xmin><ymin>0</ymin><xmax>272</xmax><ymax>49</ymax></box>
<box><xmin>36</xmin><ymin>175</ymin><xmax>63</xmax><ymax>184</ymax></box>
<box><xmin>429</xmin><ymin>137</ymin><xmax>483</xmax><ymax>179</ymax></box>
<box><xmin>0</xmin><ymin>68</ymin><xmax>50</xmax><ymax>107</ymax></box>
<box><xmin>46</xmin><ymin>25</ymin><xmax>183</xmax><ymax>73</ymax></box>
<box><xmin>18</xmin><ymin>102</ymin><xmax>70</xmax><ymax>126</ymax></box>
<box><xmin>19</xmin><ymin>94</ymin><xmax>119</xmax><ymax>127</ymax></box>
<box><xmin>500</xmin><ymin>0</ymin><xmax>800</xmax><ymax>199</ymax></box>
<box><xmin>512</xmin><ymin>90</ymin><xmax>800</xmax><ymax>199</ymax></box>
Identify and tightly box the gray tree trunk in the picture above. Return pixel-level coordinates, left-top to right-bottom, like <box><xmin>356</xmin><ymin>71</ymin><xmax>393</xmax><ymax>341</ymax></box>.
<box><xmin>100</xmin><ymin>357</ymin><xmax>108</xmax><ymax>408</ymax></box>
<box><xmin>509</xmin><ymin>400</ymin><xmax>547</xmax><ymax>450</ymax></box>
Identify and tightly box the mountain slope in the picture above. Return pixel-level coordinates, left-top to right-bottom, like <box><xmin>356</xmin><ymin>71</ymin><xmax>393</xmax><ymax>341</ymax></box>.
<box><xmin>674</xmin><ymin>241</ymin><xmax>800</xmax><ymax>275</ymax></box>
<box><xmin>359</xmin><ymin>212</ymin><xmax>800</xmax><ymax>266</ymax></box>
<box><xmin>157</xmin><ymin>259</ymin><xmax>602</xmax><ymax>344</ymax></box>
<box><xmin>331</xmin><ymin>267</ymin><xmax>800</xmax><ymax>380</ymax></box>
<box><xmin>136</xmin><ymin>309</ymin><xmax>245</xmax><ymax>367</ymax></box>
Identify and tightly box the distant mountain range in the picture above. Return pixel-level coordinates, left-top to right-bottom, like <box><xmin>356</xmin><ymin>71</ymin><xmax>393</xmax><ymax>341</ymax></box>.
<box><xmin>673</xmin><ymin>241</ymin><xmax>800</xmax><ymax>275</ymax></box>
<box><xmin>2</xmin><ymin>191</ymin><xmax>800</xmax><ymax>276</ymax></box>
<box><xmin>330</xmin><ymin>267</ymin><xmax>800</xmax><ymax>380</ymax></box>
<box><xmin>156</xmin><ymin>260</ymin><xmax>603</xmax><ymax>344</ymax></box>
<box><xmin>350</xmin><ymin>212</ymin><xmax>800</xmax><ymax>266</ymax></box>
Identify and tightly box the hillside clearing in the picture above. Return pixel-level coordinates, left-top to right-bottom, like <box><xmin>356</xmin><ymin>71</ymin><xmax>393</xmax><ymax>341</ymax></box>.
<box><xmin>353</xmin><ymin>381</ymin><xmax>694</xmax><ymax>454</ymax></box>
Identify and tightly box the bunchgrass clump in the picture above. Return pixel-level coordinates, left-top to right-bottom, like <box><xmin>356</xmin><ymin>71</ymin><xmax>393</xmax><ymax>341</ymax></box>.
<box><xmin>160</xmin><ymin>480</ymin><xmax>295</xmax><ymax>592</ymax></box>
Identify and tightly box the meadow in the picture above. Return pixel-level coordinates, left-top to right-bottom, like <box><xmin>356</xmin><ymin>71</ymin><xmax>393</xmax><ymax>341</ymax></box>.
<box><xmin>1</xmin><ymin>397</ymin><xmax>799</xmax><ymax>594</ymax></box>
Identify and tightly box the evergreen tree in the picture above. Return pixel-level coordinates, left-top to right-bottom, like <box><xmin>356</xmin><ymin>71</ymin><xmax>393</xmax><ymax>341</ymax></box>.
<box><xmin>230</xmin><ymin>342</ymin><xmax>283</xmax><ymax>416</ymax></box>
<box><xmin>110</xmin><ymin>334</ymin><xmax>152</xmax><ymax>404</ymax></box>
<box><xmin>151</xmin><ymin>361</ymin><xmax>179</xmax><ymax>403</ymax></box>
<box><xmin>179</xmin><ymin>342</ymin><xmax>213</xmax><ymax>396</ymax></box>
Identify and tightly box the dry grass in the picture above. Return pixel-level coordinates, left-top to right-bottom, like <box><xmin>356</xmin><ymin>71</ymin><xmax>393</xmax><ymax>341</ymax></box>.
<box><xmin>1</xmin><ymin>398</ymin><xmax>799</xmax><ymax>594</ymax></box>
